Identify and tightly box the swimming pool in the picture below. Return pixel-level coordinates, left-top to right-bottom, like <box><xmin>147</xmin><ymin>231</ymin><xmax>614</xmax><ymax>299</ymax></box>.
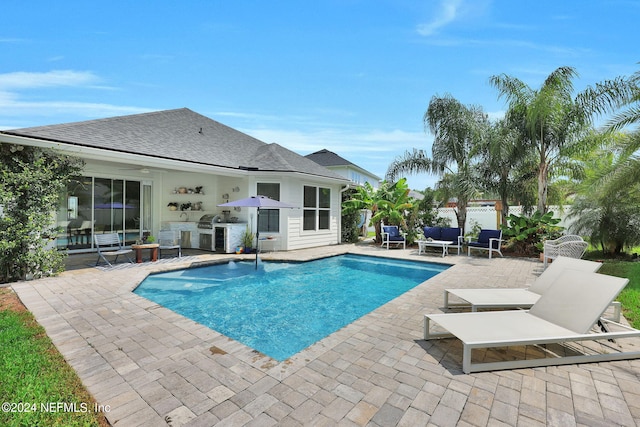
<box><xmin>134</xmin><ymin>254</ymin><xmax>448</xmax><ymax>361</ymax></box>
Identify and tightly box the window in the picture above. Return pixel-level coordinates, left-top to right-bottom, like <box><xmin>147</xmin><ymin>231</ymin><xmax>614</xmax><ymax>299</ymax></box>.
<box><xmin>303</xmin><ymin>186</ymin><xmax>331</xmax><ymax>231</ymax></box>
<box><xmin>257</xmin><ymin>183</ymin><xmax>280</xmax><ymax>233</ymax></box>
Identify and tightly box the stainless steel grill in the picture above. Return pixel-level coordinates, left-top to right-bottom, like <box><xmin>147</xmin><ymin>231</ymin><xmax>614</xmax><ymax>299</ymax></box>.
<box><xmin>197</xmin><ymin>214</ymin><xmax>217</xmax><ymax>229</ymax></box>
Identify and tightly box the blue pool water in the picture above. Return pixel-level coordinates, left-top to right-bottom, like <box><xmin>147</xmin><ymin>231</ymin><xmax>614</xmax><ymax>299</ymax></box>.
<box><xmin>134</xmin><ymin>254</ymin><xmax>448</xmax><ymax>361</ymax></box>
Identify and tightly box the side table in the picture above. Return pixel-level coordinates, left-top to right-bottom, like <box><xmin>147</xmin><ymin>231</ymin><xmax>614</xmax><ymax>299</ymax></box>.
<box><xmin>131</xmin><ymin>243</ymin><xmax>160</xmax><ymax>263</ymax></box>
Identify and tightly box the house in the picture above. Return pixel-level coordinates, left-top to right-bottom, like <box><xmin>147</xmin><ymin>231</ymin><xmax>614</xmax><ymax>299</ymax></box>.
<box><xmin>0</xmin><ymin>108</ymin><xmax>350</xmax><ymax>253</ymax></box>
<box><xmin>305</xmin><ymin>149</ymin><xmax>381</xmax><ymax>188</ymax></box>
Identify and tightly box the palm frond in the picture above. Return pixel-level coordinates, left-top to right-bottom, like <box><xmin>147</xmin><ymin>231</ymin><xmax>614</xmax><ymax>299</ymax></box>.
<box><xmin>385</xmin><ymin>149</ymin><xmax>434</xmax><ymax>182</ymax></box>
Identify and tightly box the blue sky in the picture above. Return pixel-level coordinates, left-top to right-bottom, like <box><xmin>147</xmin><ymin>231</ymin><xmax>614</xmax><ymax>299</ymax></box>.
<box><xmin>1</xmin><ymin>1</ymin><xmax>638</xmax><ymax>190</ymax></box>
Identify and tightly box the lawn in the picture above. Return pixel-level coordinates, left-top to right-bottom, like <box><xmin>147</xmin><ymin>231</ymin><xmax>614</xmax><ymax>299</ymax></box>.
<box><xmin>0</xmin><ymin>288</ymin><xmax>108</xmax><ymax>427</ymax></box>
<box><xmin>598</xmin><ymin>261</ymin><xmax>640</xmax><ymax>329</ymax></box>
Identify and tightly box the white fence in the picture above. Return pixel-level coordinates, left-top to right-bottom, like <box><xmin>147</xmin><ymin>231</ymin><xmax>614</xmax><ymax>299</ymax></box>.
<box><xmin>437</xmin><ymin>206</ymin><xmax>575</xmax><ymax>232</ymax></box>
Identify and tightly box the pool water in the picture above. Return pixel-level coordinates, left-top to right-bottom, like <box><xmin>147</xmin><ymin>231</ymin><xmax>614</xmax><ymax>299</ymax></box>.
<box><xmin>134</xmin><ymin>254</ymin><xmax>448</xmax><ymax>361</ymax></box>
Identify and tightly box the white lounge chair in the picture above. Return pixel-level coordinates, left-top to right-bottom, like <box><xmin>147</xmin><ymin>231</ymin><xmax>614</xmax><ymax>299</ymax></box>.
<box><xmin>443</xmin><ymin>256</ymin><xmax>609</xmax><ymax>313</ymax></box>
<box><xmin>158</xmin><ymin>230</ymin><xmax>182</xmax><ymax>258</ymax></box>
<box><xmin>424</xmin><ymin>270</ymin><xmax>639</xmax><ymax>373</ymax></box>
<box><xmin>94</xmin><ymin>233</ymin><xmax>133</xmax><ymax>267</ymax></box>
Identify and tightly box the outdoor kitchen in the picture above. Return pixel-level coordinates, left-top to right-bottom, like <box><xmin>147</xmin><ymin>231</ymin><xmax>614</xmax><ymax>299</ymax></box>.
<box><xmin>160</xmin><ymin>175</ymin><xmax>249</xmax><ymax>253</ymax></box>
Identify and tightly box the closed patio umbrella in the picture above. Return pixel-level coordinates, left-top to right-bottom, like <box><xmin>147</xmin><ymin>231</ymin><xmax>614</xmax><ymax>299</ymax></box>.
<box><xmin>218</xmin><ymin>195</ymin><xmax>297</xmax><ymax>268</ymax></box>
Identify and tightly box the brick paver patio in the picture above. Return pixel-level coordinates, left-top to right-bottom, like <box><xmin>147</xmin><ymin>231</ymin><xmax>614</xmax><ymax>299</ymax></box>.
<box><xmin>10</xmin><ymin>244</ymin><xmax>640</xmax><ymax>426</ymax></box>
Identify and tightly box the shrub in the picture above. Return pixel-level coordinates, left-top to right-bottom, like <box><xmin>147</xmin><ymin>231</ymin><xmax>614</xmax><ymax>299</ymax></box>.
<box><xmin>501</xmin><ymin>210</ymin><xmax>563</xmax><ymax>256</ymax></box>
<box><xmin>0</xmin><ymin>144</ymin><xmax>83</xmax><ymax>282</ymax></box>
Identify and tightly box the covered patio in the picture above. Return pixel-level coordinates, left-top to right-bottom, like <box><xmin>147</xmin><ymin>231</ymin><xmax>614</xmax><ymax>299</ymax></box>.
<box><xmin>11</xmin><ymin>245</ymin><xmax>640</xmax><ymax>426</ymax></box>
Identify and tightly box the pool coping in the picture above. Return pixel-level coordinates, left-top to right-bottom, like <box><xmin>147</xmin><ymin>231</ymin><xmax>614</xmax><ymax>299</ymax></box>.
<box><xmin>11</xmin><ymin>245</ymin><xmax>640</xmax><ymax>426</ymax></box>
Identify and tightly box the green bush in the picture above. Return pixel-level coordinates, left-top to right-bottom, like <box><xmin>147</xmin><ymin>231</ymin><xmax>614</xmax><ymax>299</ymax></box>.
<box><xmin>501</xmin><ymin>210</ymin><xmax>563</xmax><ymax>256</ymax></box>
<box><xmin>0</xmin><ymin>144</ymin><xmax>83</xmax><ymax>282</ymax></box>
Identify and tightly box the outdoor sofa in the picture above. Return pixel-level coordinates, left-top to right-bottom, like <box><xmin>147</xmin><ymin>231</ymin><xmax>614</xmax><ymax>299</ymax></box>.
<box><xmin>422</xmin><ymin>227</ymin><xmax>463</xmax><ymax>255</ymax></box>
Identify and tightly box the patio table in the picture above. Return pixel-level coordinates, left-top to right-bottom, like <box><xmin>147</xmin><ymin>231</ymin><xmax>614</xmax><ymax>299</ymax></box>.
<box><xmin>418</xmin><ymin>239</ymin><xmax>453</xmax><ymax>257</ymax></box>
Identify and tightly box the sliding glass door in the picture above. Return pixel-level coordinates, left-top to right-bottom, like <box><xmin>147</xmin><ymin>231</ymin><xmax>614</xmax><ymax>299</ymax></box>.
<box><xmin>57</xmin><ymin>176</ymin><xmax>149</xmax><ymax>251</ymax></box>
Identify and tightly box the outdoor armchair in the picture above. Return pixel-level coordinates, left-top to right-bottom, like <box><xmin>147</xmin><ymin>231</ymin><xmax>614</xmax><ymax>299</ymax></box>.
<box><xmin>467</xmin><ymin>229</ymin><xmax>503</xmax><ymax>258</ymax></box>
<box><xmin>543</xmin><ymin>235</ymin><xmax>587</xmax><ymax>268</ymax></box>
<box><xmin>381</xmin><ymin>225</ymin><xmax>406</xmax><ymax>250</ymax></box>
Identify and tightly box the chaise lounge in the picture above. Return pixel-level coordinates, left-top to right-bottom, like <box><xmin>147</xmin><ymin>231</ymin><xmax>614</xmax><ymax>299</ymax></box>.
<box><xmin>424</xmin><ymin>269</ymin><xmax>639</xmax><ymax>373</ymax></box>
<box><xmin>443</xmin><ymin>256</ymin><xmax>607</xmax><ymax>312</ymax></box>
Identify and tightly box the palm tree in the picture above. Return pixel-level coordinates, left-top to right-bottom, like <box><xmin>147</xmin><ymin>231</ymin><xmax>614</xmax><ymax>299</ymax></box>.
<box><xmin>568</xmin><ymin>136</ymin><xmax>640</xmax><ymax>254</ymax></box>
<box><xmin>477</xmin><ymin>117</ymin><xmax>537</xmax><ymax>226</ymax></box>
<box><xmin>386</xmin><ymin>94</ymin><xmax>487</xmax><ymax>232</ymax></box>
<box><xmin>606</xmin><ymin>68</ymin><xmax>640</xmax><ymax>132</ymax></box>
<box><xmin>597</xmin><ymin>67</ymin><xmax>640</xmax><ymax>193</ymax></box>
<box><xmin>489</xmin><ymin>66</ymin><xmax>633</xmax><ymax>213</ymax></box>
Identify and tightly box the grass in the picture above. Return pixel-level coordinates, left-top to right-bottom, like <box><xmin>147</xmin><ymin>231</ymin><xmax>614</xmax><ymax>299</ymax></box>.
<box><xmin>0</xmin><ymin>288</ymin><xmax>108</xmax><ymax>427</ymax></box>
<box><xmin>597</xmin><ymin>261</ymin><xmax>640</xmax><ymax>329</ymax></box>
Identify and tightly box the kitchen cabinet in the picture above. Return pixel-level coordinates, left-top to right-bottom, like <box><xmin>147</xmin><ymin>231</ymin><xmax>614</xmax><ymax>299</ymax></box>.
<box><xmin>163</xmin><ymin>222</ymin><xmax>198</xmax><ymax>249</ymax></box>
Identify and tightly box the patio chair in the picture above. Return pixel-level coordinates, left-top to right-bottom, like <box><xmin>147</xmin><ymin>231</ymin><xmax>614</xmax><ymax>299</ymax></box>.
<box><xmin>467</xmin><ymin>229</ymin><xmax>503</xmax><ymax>258</ymax></box>
<box><xmin>158</xmin><ymin>230</ymin><xmax>182</xmax><ymax>258</ymax></box>
<box><xmin>94</xmin><ymin>233</ymin><xmax>133</xmax><ymax>267</ymax></box>
<box><xmin>443</xmin><ymin>256</ymin><xmax>621</xmax><ymax>319</ymax></box>
<box><xmin>543</xmin><ymin>235</ymin><xmax>587</xmax><ymax>268</ymax></box>
<box><xmin>424</xmin><ymin>269</ymin><xmax>638</xmax><ymax>373</ymax></box>
<box><xmin>381</xmin><ymin>225</ymin><xmax>406</xmax><ymax>250</ymax></box>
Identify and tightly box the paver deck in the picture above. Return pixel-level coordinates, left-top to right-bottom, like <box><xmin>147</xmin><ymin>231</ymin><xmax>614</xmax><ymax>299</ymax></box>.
<box><xmin>10</xmin><ymin>244</ymin><xmax>640</xmax><ymax>426</ymax></box>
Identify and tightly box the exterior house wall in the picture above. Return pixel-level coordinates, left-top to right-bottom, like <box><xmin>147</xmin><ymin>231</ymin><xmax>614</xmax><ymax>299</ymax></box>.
<box><xmin>327</xmin><ymin>165</ymin><xmax>380</xmax><ymax>189</ymax></box>
<box><xmin>1</xmin><ymin>109</ymin><xmax>351</xmax><ymax>253</ymax></box>
<box><xmin>285</xmin><ymin>177</ymin><xmax>342</xmax><ymax>250</ymax></box>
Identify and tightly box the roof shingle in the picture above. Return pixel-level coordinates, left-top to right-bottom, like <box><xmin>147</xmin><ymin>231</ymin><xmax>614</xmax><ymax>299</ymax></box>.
<box><xmin>2</xmin><ymin>108</ymin><xmax>346</xmax><ymax>181</ymax></box>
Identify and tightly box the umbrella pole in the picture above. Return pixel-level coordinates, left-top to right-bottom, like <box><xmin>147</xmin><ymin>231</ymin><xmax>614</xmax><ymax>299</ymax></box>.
<box><xmin>255</xmin><ymin>208</ymin><xmax>259</xmax><ymax>269</ymax></box>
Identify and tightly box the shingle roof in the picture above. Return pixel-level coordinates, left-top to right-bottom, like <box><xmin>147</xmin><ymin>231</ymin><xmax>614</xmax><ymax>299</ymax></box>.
<box><xmin>305</xmin><ymin>149</ymin><xmax>355</xmax><ymax>167</ymax></box>
<box><xmin>305</xmin><ymin>148</ymin><xmax>381</xmax><ymax>180</ymax></box>
<box><xmin>2</xmin><ymin>108</ymin><xmax>346</xmax><ymax>181</ymax></box>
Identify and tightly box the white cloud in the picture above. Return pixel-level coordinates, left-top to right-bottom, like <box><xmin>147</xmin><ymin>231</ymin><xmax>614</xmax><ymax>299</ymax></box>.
<box><xmin>0</xmin><ymin>70</ymin><xmax>150</xmax><ymax>127</ymax></box>
<box><xmin>0</xmin><ymin>70</ymin><xmax>101</xmax><ymax>90</ymax></box>
<box><xmin>0</xmin><ymin>99</ymin><xmax>150</xmax><ymax>120</ymax></box>
<box><xmin>243</xmin><ymin>127</ymin><xmax>427</xmax><ymax>155</ymax></box>
<box><xmin>239</xmin><ymin>126</ymin><xmax>438</xmax><ymax>188</ymax></box>
<box><xmin>417</xmin><ymin>0</ymin><xmax>463</xmax><ymax>36</ymax></box>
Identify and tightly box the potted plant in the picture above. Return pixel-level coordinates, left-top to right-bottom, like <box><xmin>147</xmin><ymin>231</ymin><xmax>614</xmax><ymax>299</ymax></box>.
<box><xmin>240</xmin><ymin>227</ymin><xmax>255</xmax><ymax>253</ymax></box>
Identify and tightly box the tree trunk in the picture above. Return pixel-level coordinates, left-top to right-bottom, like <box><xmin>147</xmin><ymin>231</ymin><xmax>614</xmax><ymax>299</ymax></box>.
<box><xmin>374</xmin><ymin>220</ymin><xmax>382</xmax><ymax>243</ymax></box>
<box><xmin>500</xmin><ymin>196</ymin><xmax>509</xmax><ymax>227</ymax></box>
<box><xmin>537</xmin><ymin>161</ymin><xmax>548</xmax><ymax>213</ymax></box>
<box><xmin>456</xmin><ymin>204</ymin><xmax>467</xmax><ymax>235</ymax></box>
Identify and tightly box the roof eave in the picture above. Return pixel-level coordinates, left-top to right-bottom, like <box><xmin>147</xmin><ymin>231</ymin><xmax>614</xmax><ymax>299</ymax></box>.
<box><xmin>0</xmin><ymin>132</ymin><xmax>352</xmax><ymax>182</ymax></box>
